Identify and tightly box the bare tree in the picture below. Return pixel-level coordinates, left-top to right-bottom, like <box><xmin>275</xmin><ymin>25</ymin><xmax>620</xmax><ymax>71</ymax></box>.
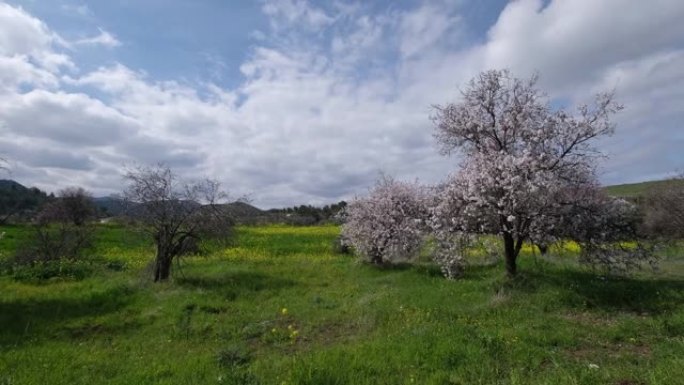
<box><xmin>123</xmin><ymin>164</ymin><xmax>234</xmax><ymax>282</ymax></box>
<box><xmin>52</xmin><ymin>187</ymin><xmax>97</xmax><ymax>226</ymax></box>
<box><xmin>14</xmin><ymin>187</ymin><xmax>96</xmax><ymax>265</ymax></box>
<box><xmin>432</xmin><ymin>69</ymin><xmax>622</xmax><ymax>276</ymax></box>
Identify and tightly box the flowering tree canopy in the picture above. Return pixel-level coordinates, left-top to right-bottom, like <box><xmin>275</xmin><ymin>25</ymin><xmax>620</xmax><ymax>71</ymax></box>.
<box><xmin>341</xmin><ymin>176</ymin><xmax>429</xmax><ymax>265</ymax></box>
<box><xmin>432</xmin><ymin>69</ymin><xmax>622</xmax><ymax>276</ymax></box>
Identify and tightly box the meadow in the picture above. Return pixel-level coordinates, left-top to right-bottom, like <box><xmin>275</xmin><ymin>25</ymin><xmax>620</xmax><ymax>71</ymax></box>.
<box><xmin>1</xmin><ymin>224</ymin><xmax>683</xmax><ymax>384</ymax></box>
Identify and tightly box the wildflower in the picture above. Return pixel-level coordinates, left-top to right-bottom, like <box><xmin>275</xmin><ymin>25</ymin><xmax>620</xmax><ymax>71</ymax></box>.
<box><xmin>281</xmin><ymin>308</ymin><xmax>288</xmax><ymax>315</ymax></box>
<box><xmin>271</xmin><ymin>328</ymin><xmax>277</xmax><ymax>333</ymax></box>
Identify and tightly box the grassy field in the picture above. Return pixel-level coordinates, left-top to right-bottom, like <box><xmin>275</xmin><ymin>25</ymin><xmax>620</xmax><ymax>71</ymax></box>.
<box><xmin>604</xmin><ymin>179</ymin><xmax>684</xmax><ymax>199</ymax></box>
<box><xmin>1</xmin><ymin>225</ymin><xmax>684</xmax><ymax>384</ymax></box>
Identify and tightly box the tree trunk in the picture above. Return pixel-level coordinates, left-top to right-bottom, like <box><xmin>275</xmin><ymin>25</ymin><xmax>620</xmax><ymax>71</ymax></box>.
<box><xmin>537</xmin><ymin>243</ymin><xmax>548</xmax><ymax>256</ymax></box>
<box><xmin>503</xmin><ymin>232</ymin><xmax>517</xmax><ymax>277</ymax></box>
<box><xmin>369</xmin><ymin>246</ymin><xmax>384</xmax><ymax>266</ymax></box>
<box><xmin>154</xmin><ymin>249</ymin><xmax>172</xmax><ymax>282</ymax></box>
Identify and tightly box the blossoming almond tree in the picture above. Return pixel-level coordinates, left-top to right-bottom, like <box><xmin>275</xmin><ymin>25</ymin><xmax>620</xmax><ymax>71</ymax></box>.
<box><xmin>341</xmin><ymin>176</ymin><xmax>429</xmax><ymax>266</ymax></box>
<box><xmin>432</xmin><ymin>69</ymin><xmax>622</xmax><ymax>276</ymax></box>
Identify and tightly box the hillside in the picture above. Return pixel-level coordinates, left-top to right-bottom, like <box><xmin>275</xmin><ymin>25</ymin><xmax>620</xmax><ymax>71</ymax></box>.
<box><xmin>0</xmin><ymin>179</ymin><xmax>51</xmax><ymax>223</ymax></box>
<box><xmin>221</xmin><ymin>201</ymin><xmax>265</xmax><ymax>218</ymax></box>
<box><xmin>93</xmin><ymin>196</ymin><xmax>126</xmax><ymax>216</ymax></box>
<box><xmin>603</xmin><ymin>179</ymin><xmax>684</xmax><ymax>198</ymax></box>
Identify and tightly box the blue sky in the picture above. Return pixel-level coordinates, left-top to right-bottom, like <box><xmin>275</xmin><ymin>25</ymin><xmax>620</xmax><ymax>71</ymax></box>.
<box><xmin>0</xmin><ymin>0</ymin><xmax>683</xmax><ymax>207</ymax></box>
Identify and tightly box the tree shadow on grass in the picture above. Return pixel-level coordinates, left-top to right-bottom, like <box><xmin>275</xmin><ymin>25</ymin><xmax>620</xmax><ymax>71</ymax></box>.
<box><xmin>175</xmin><ymin>270</ymin><xmax>296</xmax><ymax>300</ymax></box>
<box><xmin>0</xmin><ymin>284</ymin><xmax>135</xmax><ymax>346</ymax></box>
<box><xmin>517</xmin><ymin>268</ymin><xmax>684</xmax><ymax>314</ymax></box>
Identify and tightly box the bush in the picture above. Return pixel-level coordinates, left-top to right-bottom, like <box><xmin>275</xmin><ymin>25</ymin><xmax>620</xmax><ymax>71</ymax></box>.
<box><xmin>642</xmin><ymin>174</ymin><xmax>684</xmax><ymax>240</ymax></box>
<box><xmin>13</xmin><ymin>221</ymin><xmax>94</xmax><ymax>265</ymax></box>
<box><xmin>9</xmin><ymin>259</ymin><xmax>94</xmax><ymax>282</ymax></box>
<box><xmin>341</xmin><ymin>176</ymin><xmax>429</xmax><ymax>265</ymax></box>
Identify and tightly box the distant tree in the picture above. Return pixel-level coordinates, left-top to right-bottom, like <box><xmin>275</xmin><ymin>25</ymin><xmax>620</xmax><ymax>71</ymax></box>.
<box><xmin>642</xmin><ymin>173</ymin><xmax>684</xmax><ymax>239</ymax></box>
<box><xmin>122</xmin><ymin>164</ymin><xmax>234</xmax><ymax>282</ymax></box>
<box><xmin>432</xmin><ymin>69</ymin><xmax>624</xmax><ymax>276</ymax></box>
<box><xmin>55</xmin><ymin>187</ymin><xmax>97</xmax><ymax>226</ymax></box>
<box><xmin>14</xmin><ymin>187</ymin><xmax>95</xmax><ymax>265</ymax></box>
<box><xmin>549</xmin><ymin>183</ymin><xmax>657</xmax><ymax>273</ymax></box>
<box><xmin>342</xmin><ymin>176</ymin><xmax>428</xmax><ymax>265</ymax></box>
<box><xmin>268</xmin><ymin>200</ymin><xmax>347</xmax><ymax>225</ymax></box>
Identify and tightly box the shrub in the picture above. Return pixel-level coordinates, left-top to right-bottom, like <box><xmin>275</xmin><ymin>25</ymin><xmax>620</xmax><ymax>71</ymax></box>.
<box><xmin>642</xmin><ymin>174</ymin><xmax>684</xmax><ymax>240</ymax></box>
<box><xmin>13</xmin><ymin>196</ymin><xmax>96</xmax><ymax>266</ymax></box>
<box><xmin>341</xmin><ymin>176</ymin><xmax>429</xmax><ymax>265</ymax></box>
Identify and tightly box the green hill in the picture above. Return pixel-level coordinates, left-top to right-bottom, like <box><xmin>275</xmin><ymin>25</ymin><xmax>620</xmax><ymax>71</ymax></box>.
<box><xmin>604</xmin><ymin>179</ymin><xmax>684</xmax><ymax>198</ymax></box>
<box><xmin>0</xmin><ymin>179</ymin><xmax>51</xmax><ymax>223</ymax></box>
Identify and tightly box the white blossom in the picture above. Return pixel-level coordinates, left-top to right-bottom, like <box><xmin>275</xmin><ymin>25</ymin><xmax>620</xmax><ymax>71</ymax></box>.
<box><xmin>341</xmin><ymin>176</ymin><xmax>429</xmax><ymax>265</ymax></box>
<box><xmin>432</xmin><ymin>69</ymin><xmax>626</xmax><ymax>276</ymax></box>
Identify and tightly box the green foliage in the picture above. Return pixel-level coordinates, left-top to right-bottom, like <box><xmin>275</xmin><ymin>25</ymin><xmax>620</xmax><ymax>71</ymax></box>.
<box><xmin>6</xmin><ymin>259</ymin><xmax>95</xmax><ymax>282</ymax></box>
<box><xmin>0</xmin><ymin>224</ymin><xmax>683</xmax><ymax>384</ymax></box>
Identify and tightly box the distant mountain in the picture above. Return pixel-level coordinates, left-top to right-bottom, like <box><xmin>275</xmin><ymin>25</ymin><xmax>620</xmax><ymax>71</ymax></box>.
<box><xmin>218</xmin><ymin>201</ymin><xmax>274</xmax><ymax>224</ymax></box>
<box><xmin>220</xmin><ymin>201</ymin><xmax>265</xmax><ymax>218</ymax></box>
<box><xmin>0</xmin><ymin>179</ymin><xmax>51</xmax><ymax>223</ymax></box>
<box><xmin>92</xmin><ymin>196</ymin><xmax>126</xmax><ymax>216</ymax></box>
<box><xmin>0</xmin><ymin>179</ymin><xmax>26</xmax><ymax>190</ymax></box>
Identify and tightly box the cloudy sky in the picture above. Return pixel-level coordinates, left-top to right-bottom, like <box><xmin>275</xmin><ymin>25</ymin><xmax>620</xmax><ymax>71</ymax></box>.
<box><xmin>0</xmin><ymin>0</ymin><xmax>683</xmax><ymax>208</ymax></box>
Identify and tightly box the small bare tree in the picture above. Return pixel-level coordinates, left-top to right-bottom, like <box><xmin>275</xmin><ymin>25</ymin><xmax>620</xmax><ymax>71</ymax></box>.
<box><xmin>123</xmin><ymin>164</ymin><xmax>234</xmax><ymax>282</ymax></box>
<box><xmin>14</xmin><ymin>187</ymin><xmax>96</xmax><ymax>265</ymax></box>
<box><xmin>54</xmin><ymin>187</ymin><xmax>97</xmax><ymax>225</ymax></box>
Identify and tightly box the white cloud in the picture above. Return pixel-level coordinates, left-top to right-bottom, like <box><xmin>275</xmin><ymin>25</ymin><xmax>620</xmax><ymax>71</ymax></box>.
<box><xmin>399</xmin><ymin>3</ymin><xmax>461</xmax><ymax>58</ymax></box>
<box><xmin>61</xmin><ymin>3</ymin><xmax>92</xmax><ymax>18</ymax></box>
<box><xmin>0</xmin><ymin>1</ymin><xmax>682</xmax><ymax>206</ymax></box>
<box><xmin>483</xmin><ymin>0</ymin><xmax>684</xmax><ymax>92</ymax></box>
<box><xmin>0</xmin><ymin>3</ymin><xmax>54</xmax><ymax>56</ymax></box>
<box><xmin>0</xmin><ymin>3</ymin><xmax>74</xmax><ymax>72</ymax></box>
<box><xmin>73</xmin><ymin>28</ymin><xmax>121</xmax><ymax>48</ymax></box>
<box><xmin>262</xmin><ymin>0</ymin><xmax>333</xmax><ymax>30</ymax></box>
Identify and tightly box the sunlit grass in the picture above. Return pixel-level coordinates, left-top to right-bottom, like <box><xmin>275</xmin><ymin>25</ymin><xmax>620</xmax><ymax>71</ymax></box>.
<box><xmin>1</xmin><ymin>224</ymin><xmax>683</xmax><ymax>384</ymax></box>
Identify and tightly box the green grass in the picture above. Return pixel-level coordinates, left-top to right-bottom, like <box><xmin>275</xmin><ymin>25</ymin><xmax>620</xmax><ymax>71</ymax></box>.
<box><xmin>604</xmin><ymin>179</ymin><xmax>684</xmax><ymax>198</ymax></box>
<box><xmin>1</xmin><ymin>224</ymin><xmax>684</xmax><ymax>384</ymax></box>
